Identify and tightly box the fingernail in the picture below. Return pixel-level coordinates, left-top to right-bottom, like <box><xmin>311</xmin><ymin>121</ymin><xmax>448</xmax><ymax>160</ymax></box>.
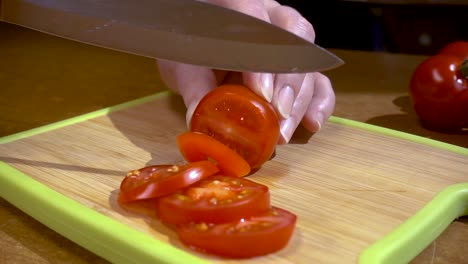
<box><xmin>277</xmin><ymin>85</ymin><xmax>294</xmax><ymax>119</ymax></box>
<box><xmin>260</xmin><ymin>73</ymin><xmax>273</xmax><ymax>102</ymax></box>
<box><xmin>185</xmin><ymin>102</ymin><xmax>198</xmax><ymax>129</ymax></box>
<box><xmin>315</xmin><ymin>119</ymin><xmax>322</xmax><ymax>131</ymax></box>
<box><xmin>314</xmin><ymin>112</ymin><xmax>324</xmax><ymax>132</ymax></box>
<box><xmin>279</xmin><ymin>117</ymin><xmax>295</xmax><ymax>144</ymax></box>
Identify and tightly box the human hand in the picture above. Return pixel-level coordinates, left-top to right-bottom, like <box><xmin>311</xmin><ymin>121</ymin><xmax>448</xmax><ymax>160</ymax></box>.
<box><xmin>157</xmin><ymin>0</ymin><xmax>335</xmax><ymax>144</ymax></box>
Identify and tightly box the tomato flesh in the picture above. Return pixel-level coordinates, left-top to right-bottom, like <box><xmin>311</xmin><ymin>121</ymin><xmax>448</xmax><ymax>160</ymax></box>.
<box><xmin>118</xmin><ymin>161</ymin><xmax>219</xmax><ymax>203</ymax></box>
<box><xmin>177</xmin><ymin>207</ymin><xmax>297</xmax><ymax>258</ymax></box>
<box><xmin>156</xmin><ymin>175</ymin><xmax>270</xmax><ymax>225</ymax></box>
<box><xmin>177</xmin><ymin>131</ymin><xmax>251</xmax><ymax>177</ymax></box>
<box><xmin>117</xmin><ymin>84</ymin><xmax>299</xmax><ymax>259</ymax></box>
<box><xmin>190</xmin><ymin>84</ymin><xmax>280</xmax><ymax>170</ymax></box>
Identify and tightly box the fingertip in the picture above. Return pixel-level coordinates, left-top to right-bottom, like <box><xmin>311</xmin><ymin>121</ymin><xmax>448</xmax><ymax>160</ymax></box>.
<box><xmin>242</xmin><ymin>72</ymin><xmax>274</xmax><ymax>103</ymax></box>
<box><xmin>157</xmin><ymin>62</ymin><xmax>218</xmax><ymax>129</ymax></box>
<box><xmin>279</xmin><ymin>117</ymin><xmax>297</xmax><ymax>145</ymax></box>
<box><xmin>276</xmin><ymin>84</ymin><xmax>295</xmax><ymax>119</ymax></box>
<box><xmin>267</xmin><ymin>5</ymin><xmax>316</xmax><ymax>43</ymax></box>
<box><xmin>185</xmin><ymin>100</ymin><xmax>199</xmax><ymax>129</ymax></box>
<box><xmin>302</xmin><ymin>112</ymin><xmax>323</xmax><ymax>133</ymax></box>
<box><xmin>261</xmin><ymin>73</ymin><xmax>274</xmax><ymax>102</ymax></box>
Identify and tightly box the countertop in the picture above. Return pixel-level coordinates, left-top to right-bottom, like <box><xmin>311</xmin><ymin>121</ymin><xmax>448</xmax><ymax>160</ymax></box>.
<box><xmin>1</xmin><ymin>22</ymin><xmax>467</xmax><ymax>263</ymax></box>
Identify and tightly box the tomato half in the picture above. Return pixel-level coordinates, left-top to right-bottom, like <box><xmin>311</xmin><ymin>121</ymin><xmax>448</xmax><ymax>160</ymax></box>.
<box><xmin>156</xmin><ymin>175</ymin><xmax>270</xmax><ymax>225</ymax></box>
<box><xmin>118</xmin><ymin>161</ymin><xmax>219</xmax><ymax>203</ymax></box>
<box><xmin>177</xmin><ymin>131</ymin><xmax>251</xmax><ymax>177</ymax></box>
<box><xmin>176</xmin><ymin>206</ymin><xmax>297</xmax><ymax>258</ymax></box>
<box><xmin>190</xmin><ymin>84</ymin><xmax>280</xmax><ymax>170</ymax></box>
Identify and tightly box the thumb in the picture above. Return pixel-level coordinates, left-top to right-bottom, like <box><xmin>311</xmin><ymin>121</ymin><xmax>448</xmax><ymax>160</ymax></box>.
<box><xmin>157</xmin><ymin>60</ymin><xmax>219</xmax><ymax>127</ymax></box>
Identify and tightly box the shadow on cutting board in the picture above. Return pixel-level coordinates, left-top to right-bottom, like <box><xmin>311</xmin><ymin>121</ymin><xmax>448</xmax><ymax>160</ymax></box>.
<box><xmin>366</xmin><ymin>96</ymin><xmax>468</xmax><ymax>148</ymax></box>
<box><xmin>108</xmin><ymin>91</ymin><xmax>188</xmax><ymax>167</ymax></box>
<box><xmin>106</xmin><ymin>77</ymin><xmax>315</xmax><ymax>168</ymax></box>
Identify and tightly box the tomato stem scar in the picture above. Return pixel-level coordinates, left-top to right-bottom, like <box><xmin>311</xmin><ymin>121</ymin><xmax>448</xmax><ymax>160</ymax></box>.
<box><xmin>460</xmin><ymin>59</ymin><xmax>468</xmax><ymax>78</ymax></box>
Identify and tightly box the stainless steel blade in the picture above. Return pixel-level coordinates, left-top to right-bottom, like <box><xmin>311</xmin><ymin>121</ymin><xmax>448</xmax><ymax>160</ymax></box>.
<box><xmin>0</xmin><ymin>0</ymin><xmax>344</xmax><ymax>73</ymax></box>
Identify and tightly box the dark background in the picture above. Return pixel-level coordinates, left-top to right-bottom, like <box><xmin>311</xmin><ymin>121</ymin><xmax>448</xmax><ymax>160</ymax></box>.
<box><xmin>280</xmin><ymin>0</ymin><xmax>468</xmax><ymax>55</ymax></box>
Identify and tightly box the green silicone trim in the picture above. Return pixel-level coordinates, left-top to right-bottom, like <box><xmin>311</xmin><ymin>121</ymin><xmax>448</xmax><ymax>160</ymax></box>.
<box><xmin>0</xmin><ymin>91</ymin><xmax>170</xmax><ymax>145</ymax></box>
<box><xmin>1</xmin><ymin>91</ymin><xmax>467</xmax><ymax>263</ymax></box>
<box><xmin>1</xmin><ymin>92</ymin><xmax>466</xmax><ymax>157</ymax></box>
<box><xmin>328</xmin><ymin>116</ymin><xmax>468</xmax><ymax>156</ymax></box>
<box><xmin>359</xmin><ymin>183</ymin><xmax>468</xmax><ymax>264</ymax></box>
<box><xmin>0</xmin><ymin>161</ymin><xmax>208</xmax><ymax>264</ymax></box>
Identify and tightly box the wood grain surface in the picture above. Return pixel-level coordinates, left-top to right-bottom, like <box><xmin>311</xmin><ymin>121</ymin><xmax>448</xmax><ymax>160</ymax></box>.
<box><xmin>1</xmin><ymin>92</ymin><xmax>467</xmax><ymax>263</ymax></box>
<box><xmin>1</xmin><ymin>21</ymin><xmax>467</xmax><ymax>264</ymax></box>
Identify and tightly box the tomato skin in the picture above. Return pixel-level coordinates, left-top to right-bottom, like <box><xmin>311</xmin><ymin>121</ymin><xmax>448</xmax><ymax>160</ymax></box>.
<box><xmin>156</xmin><ymin>175</ymin><xmax>270</xmax><ymax>225</ymax></box>
<box><xmin>118</xmin><ymin>161</ymin><xmax>219</xmax><ymax>203</ymax></box>
<box><xmin>190</xmin><ymin>84</ymin><xmax>280</xmax><ymax>170</ymax></box>
<box><xmin>410</xmin><ymin>44</ymin><xmax>468</xmax><ymax>131</ymax></box>
<box><xmin>177</xmin><ymin>131</ymin><xmax>251</xmax><ymax>177</ymax></box>
<box><xmin>176</xmin><ymin>207</ymin><xmax>297</xmax><ymax>258</ymax></box>
<box><xmin>438</xmin><ymin>41</ymin><xmax>468</xmax><ymax>58</ymax></box>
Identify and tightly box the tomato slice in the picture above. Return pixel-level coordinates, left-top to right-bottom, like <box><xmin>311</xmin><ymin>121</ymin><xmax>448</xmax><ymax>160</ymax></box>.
<box><xmin>156</xmin><ymin>175</ymin><xmax>270</xmax><ymax>225</ymax></box>
<box><xmin>177</xmin><ymin>131</ymin><xmax>251</xmax><ymax>177</ymax></box>
<box><xmin>118</xmin><ymin>161</ymin><xmax>219</xmax><ymax>203</ymax></box>
<box><xmin>190</xmin><ymin>84</ymin><xmax>280</xmax><ymax>171</ymax></box>
<box><xmin>176</xmin><ymin>206</ymin><xmax>297</xmax><ymax>258</ymax></box>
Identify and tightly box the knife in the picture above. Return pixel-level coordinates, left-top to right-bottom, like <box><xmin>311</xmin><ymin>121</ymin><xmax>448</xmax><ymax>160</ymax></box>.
<box><xmin>0</xmin><ymin>0</ymin><xmax>344</xmax><ymax>73</ymax></box>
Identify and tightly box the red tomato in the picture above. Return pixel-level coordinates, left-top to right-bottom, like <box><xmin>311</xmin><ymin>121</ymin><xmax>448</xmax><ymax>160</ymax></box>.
<box><xmin>176</xmin><ymin>207</ymin><xmax>297</xmax><ymax>258</ymax></box>
<box><xmin>177</xmin><ymin>131</ymin><xmax>251</xmax><ymax>177</ymax></box>
<box><xmin>118</xmin><ymin>161</ymin><xmax>219</xmax><ymax>203</ymax></box>
<box><xmin>190</xmin><ymin>84</ymin><xmax>280</xmax><ymax>171</ymax></box>
<box><xmin>438</xmin><ymin>41</ymin><xmax>468</xmax><ymax>58</ymax></box>
<box><xmin>410</xmin><ymin>42</ymin><xmax>468</xmax><ymax>132</ymax></box>
<box><xmin>156</xmin><ymin>175</ymin><xmax>270</xmax><ymax>225</ymax></box>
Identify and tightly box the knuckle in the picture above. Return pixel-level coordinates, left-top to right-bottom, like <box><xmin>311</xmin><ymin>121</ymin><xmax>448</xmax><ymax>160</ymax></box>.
<box><xmin>315</xmin><ymin>73</ymin><xmax>336</xmax><ymax>105</ymax></box>
<box><xmin>207</xmin><ymin>0</ymin><xmax>267</xmax><ymax>21</ymax></box>
<box><xmin>315</xmin><ymin>73</ymin><xmax>331</xmax><ymax>86</ymax></box>
<box><xmin>271</xmin><ymin>6</ymin><xmax>315</xmax><ymax>42</ymax></box>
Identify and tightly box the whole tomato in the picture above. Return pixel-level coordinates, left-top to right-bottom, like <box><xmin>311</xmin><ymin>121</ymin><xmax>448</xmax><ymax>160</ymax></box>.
<box><xmin>410</xmin><ymin>41</ymin><xmax>468</xmax><ymax>132</ymax></box>
<box><xmin>437</xmin><ymin>41</ymin><xmax>468</xmax><ymax>58</ymax></box>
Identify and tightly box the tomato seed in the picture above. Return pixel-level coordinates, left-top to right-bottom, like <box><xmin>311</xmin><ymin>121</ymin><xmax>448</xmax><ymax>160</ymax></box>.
<box><xmin>176</xmin><ymin>194</ymin><xmax>188</xmax><ymax>201</ymax></box>
<box><xmin>127</xmin><ymin>170</ymin><xmax>140</xmax><ymax>176</ymax></box>
<box><xmin>167</xmin><ymin>165</ymin><xmax>179</xmax><ymax>173</ymax></box>
<box><xmin>209</xmin><ymin>197</ymin><xmax>218</xmax><ymax>205</ymax></box>
<box><xmin>231</xmin><ymin>180</ymin><xmax>241</xmax><ymax>185</ymax></box>
<box><xmin>195</xmin><ymin>222</ymin><xmax>209</xmax><ymax>231</ymax></box>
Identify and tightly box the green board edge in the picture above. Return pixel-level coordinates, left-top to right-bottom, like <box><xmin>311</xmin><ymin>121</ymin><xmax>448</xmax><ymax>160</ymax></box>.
<box><xmin>328</xmin><ymin>116</ymin><xmax>468</xmax><ymax>156</ymax></box>
<box><xmin>0</xmin><ymin>91</ymin><xmax>209</xmax><ymax>264</ymax></box>
<box><xmin>1</xmin><ymin>91</ymin><xmax>467</xmax><ymax>263</ymax></box>
<box><xmin>359</xmin><ymin>183</ymin><xmax>468</xmax><ymax>264</ymax></box>
<box><xmin>0</xmin><ymin>91</ymin><xmax>170</xmax><ymax>145</ymax></box>
<box><xmin>0</xmin><ymin>162</ymin><xmax>209</xmax><ymax>264</ymax></box>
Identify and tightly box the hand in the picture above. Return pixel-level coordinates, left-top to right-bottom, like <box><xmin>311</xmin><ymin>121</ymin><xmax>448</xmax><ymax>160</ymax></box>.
<box><xmin>157</xmin><ymin>0</ymin><xmax>335</xmax><ymax>144</ymax></box>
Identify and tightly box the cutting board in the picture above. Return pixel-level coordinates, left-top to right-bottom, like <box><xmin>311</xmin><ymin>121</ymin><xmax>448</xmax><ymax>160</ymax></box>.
<box><xmin>0</xmin><ymin>91</ymin><xmax>467</xmax><ymax>264</ymax></box>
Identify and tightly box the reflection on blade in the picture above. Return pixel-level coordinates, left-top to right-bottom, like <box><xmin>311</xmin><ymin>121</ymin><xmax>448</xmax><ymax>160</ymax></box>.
<box><xmin>1</xmin><ymin>0</ymin><xmax>344</xmax><ymax>73</ymax></box>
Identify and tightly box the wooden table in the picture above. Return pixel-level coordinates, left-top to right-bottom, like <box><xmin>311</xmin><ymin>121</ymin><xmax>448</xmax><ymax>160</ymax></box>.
<box><xmin>1</xmin><ymin>22</ymin><xmax>467</xmax><ymax>264</ymax></box>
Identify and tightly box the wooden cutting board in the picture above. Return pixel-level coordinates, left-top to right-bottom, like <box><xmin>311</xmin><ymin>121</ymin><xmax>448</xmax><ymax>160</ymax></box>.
<box><xmin>0</xmin><ymin>91</ymin><xmax>467</xmax><ymax>264</ymax></box>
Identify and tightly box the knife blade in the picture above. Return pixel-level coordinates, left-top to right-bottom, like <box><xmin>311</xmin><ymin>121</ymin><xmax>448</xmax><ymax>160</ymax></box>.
<box><xmin>0</xmin><ymin>0</ymin><xmax>344</xmax><ymax>73</ymax></box>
